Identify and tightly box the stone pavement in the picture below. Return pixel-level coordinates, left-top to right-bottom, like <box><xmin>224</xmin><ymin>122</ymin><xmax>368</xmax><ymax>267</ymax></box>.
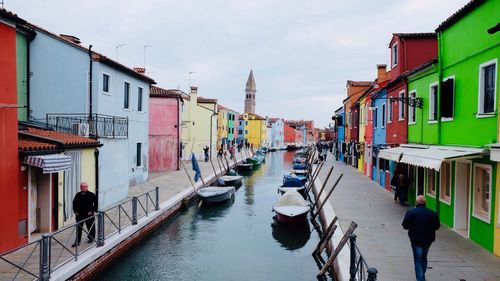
<box><xmin>316</xmin><ymin>155</ymin><xmax>500</xmax><ymax>281</ymax></box>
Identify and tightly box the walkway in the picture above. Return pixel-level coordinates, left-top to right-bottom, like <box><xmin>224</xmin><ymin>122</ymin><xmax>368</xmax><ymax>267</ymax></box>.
<box><xmin>316</xmin><ymin>155</ymin><xmax>500</xmax><ymax>281</ymax></box>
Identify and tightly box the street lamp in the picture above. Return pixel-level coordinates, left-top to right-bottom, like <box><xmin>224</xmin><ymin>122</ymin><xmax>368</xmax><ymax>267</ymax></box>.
<box><xmin>143</xmin><ymin>44</ymin><xmax>151</xmax><ymax>68</ymax></box>
<box><xmin>115</xmin><ymin>44</ymin><xmax>125</xmax><ymax>60</ymax></box>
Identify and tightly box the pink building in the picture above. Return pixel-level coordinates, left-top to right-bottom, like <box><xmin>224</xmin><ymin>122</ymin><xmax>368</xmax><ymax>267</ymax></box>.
<box><xmin>148</xmin><ymin>86</ymin><xmax>183</xmax><ymax>172</ymax></box>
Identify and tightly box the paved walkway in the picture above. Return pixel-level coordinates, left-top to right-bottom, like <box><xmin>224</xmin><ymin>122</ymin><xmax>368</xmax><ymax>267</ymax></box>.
<box><xmin>317</xmin><ymin>155</ymin><xmax>500</xmax><ymax>281</ymax></box>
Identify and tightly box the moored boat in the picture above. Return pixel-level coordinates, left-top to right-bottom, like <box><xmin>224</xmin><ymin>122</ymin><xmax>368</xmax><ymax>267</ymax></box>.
<box><xmin>237</xmin><ymin>162</ymin><xmax>253</xmax><ymax>171</ymax></box>
<box><xmin>273</xmin><ymin>190</ymin><xmax>310</xmax><ymax>224</ymax></box>
<box><xmin>196</xmin><ymin>186</ymin><xmax>235</xmax><ymax>204</ymax></box>
<box><xmin>283</xmin><ymin>173</ymin><xmax>307</xmax><ymax>184</ymax></box>
<box><xmin>219</xmin><ymin>175</ymin><xmax>243</xmax><ymax>186</ymax></box>
<box><xmin>278</xmin><ymin>185</ymin><xmax>306</xmax><ymax>197</ymax></box>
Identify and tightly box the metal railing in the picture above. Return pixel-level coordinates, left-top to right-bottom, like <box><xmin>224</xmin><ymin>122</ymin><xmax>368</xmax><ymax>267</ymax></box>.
<box><xmin>349</xmin><ymin>234</ymin><xmax>378</xmax><ymax>281</ymax></box>
<box><xmin>46</xmin><ymin>113</ymin><xmax>128</xmax><ymax>139</ymax></box>
<box><xmin>0</xmin><ymin>187</ymin><xmax>159</xmax><ymax>281</ymax></box>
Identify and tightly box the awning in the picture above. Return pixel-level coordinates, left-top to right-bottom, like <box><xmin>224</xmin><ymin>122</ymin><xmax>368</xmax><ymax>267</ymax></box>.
<box><xmin>24</xmin><ymin>154</ymin><xmax>72</xmax><ymax>173</ymax></box>
<box><xmin>378</xmin><ymin>146</ymin><xmax>406</xmax><ymax>162</ymax></box>
<box><xmin>489</xmin><ymin>143</ymin><xmax>500</xmax><ymax>161</ymax></box>
<box><xmin>400</xmin><ymin>146</ymin><xmax>484</xmax><ymax>171</ymax></box>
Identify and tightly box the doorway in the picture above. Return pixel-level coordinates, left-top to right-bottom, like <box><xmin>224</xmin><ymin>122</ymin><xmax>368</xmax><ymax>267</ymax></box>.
<box><xmin>454</xmin><ymin>161</ymin><xmax>471</xmax><ymax>237</ymax></box>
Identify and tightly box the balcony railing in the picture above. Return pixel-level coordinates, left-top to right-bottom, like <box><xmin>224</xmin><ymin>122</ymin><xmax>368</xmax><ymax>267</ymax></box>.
<box><xmin>46</xmin><ymin>113</ymin><xmax>128</xmax><ymax>139</ymax></box>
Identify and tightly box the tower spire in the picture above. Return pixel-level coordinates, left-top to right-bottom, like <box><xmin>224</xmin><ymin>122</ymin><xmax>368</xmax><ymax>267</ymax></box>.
<box><xmin>244</xmin><ymin>70</ymin><xmax>256</xmax><ymax>113</ymax></box>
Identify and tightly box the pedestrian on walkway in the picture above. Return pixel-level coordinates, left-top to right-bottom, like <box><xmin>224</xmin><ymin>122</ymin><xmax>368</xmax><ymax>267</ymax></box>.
<box><xmin>229</xmin><ymin>145</ymin><xmax>235</xmax><ymax>160</ymax></box>
<box><xmin>72</xmin><ymin>182</ymin><xmax>97</xmax><ymax>247</ymax></box>
<box><xmin>402</xmin><ymin>195</ymin><xmax>440</xmax><ymax>281</ymax></box>
<box><xmin>203</xmin><ymin>146</ymin><xmax>209</xmax><ymax>162</ymax></box>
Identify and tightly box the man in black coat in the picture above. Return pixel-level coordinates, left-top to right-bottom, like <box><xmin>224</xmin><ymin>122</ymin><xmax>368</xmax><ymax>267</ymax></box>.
<box><xmin>72</xmin><ymin>182</ymin><xmax>98</xmax><ymax>247</ymax></box>
<box><xmin>402</xmin><ymin>195</ymin><xmax>440</xmax><ymax>281</ymax></box>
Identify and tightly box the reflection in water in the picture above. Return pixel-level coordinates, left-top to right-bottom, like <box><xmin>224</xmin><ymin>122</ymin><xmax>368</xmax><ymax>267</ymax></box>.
<box><xmin>271</xmin><ymin>218</ymin><xmax>311</xmax><ymax>251</ymax></box>
<box><xmin>94</xmin><ymin>151</ymin><xmax>329</xmax><ymax>281</ymax></box>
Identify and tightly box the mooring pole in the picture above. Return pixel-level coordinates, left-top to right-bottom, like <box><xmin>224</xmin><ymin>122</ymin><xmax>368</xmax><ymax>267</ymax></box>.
<box><xmin>317</xmin><ymin>222</ymin><xmax>358</xmax><ymax>277</ymax></box>
<box><xmin>312</xmin><ymin>166</ymin><xmax>334</xmax><ymax>208</ymax></box>
<box><xmin>313</xmin><ymin>216</ymin><xmax>338</xmax><ymax>255</ymax></box>
<box><xmin>209</xmin><ymin>158</ymin><xmax>220</xmax><ymax>181</ymax></box>
<box><xmin>312</xmin><ymin>174</ymin><xmax>343</xmax><ymax>220</ymax></box>
<box><xmin>306</xmin><ymin>161</ymin><xmax>324</xmax><ymax>194</ymax></box>
<box><xmin>180</xmin><ymin>160</ymin><xmax>197</xmax><ymax>191</ymax></box>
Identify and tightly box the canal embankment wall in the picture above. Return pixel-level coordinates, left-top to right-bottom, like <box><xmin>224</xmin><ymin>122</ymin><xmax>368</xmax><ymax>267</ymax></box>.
<box><xmin>52</xmin><ymin>158</ymin><xmax>242</xmax><ymax>281</ymax></box>
<box><xmin>312</xmin><ymin>165</ymin><xmax>350</xmax><ymax>281</ymax></box>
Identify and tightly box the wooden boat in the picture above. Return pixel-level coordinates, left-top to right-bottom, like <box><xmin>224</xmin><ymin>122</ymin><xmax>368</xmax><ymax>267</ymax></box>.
<box><xmin>219</xmin><ymin>175</ymin><xmax>243</xmax><ymax>186</ymax></box>
<box><xmin>278</xmin><ymin>185</ymin><xmax>306</xmax><ymax>197</ymax></box>
<box><xmin>284</xmin><ymin>174</ymin><xmax>307</xmax><ymax>184</ymax></box>
<box><xmin>268</xmin><ymin>147</ymin><xmax>277</xmax><ymax>152</ymax></box>
<box><xmin>236</xmin><ymin>162</ymin><xmax>253</xmax><ymax>171</ymax></box>
<box><xmin>292</xmin><ymin>169</ymin><xmax>308</xmax><ymax>176</ymax></box>
<box><xmin>286</xmin><ymin>144</ymin><xmax>298</xmax><ymax>151</ymax></box>
<box><xmin>246</xmin><ymin>155</ymin><xmax>264</xmax><ymax>166</ymax></box>
<box><xmin>273</xmin><ymin>190</ymin><xmax>310</xmax><ymax>224</ymax></box>
<box><xmin>196</xmin><ymin>186</ymin><xmax>235</xmax><ymax>204</ymax></box>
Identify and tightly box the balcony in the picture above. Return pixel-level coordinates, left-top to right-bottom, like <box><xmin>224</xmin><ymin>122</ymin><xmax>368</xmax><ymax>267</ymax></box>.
<box><xmin>46</xmin><ymin>113</ymin><xmax>128</xmax><ymax>139</ymax></box>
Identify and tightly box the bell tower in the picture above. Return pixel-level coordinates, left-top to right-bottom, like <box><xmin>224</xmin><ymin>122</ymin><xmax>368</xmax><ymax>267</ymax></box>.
<box><xmin>244</xmin><ymin>70</ymin><xmax>256</xmax><ymax>114</ymax></box>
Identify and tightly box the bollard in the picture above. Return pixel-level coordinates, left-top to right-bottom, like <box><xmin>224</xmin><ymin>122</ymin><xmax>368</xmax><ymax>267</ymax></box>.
<box><xmin>132</xmin><ymin>197</ymin><xmax>138</xmax><ymax>225</ymax></box>
<box><xmin>367</xmin><ymin>267</ymin><xmax>378</xmax><ymax>281</ymax></box>
<box><xmin>349</xmin><ymin>234</ymin><xmax>357</xmax><ymax>281</ymax></box>
<box><xmin>97</xmin><ymin>212</ymin><xmax>105</xmax><ymax>247</ymax></box>
<box><xmin>155</xmin><ymin>186</ymin><xmax>160</xmax><ymax>211</ymax></box>
<box><xmin>40</xmin><ymin>234</ymin><xmax>50</xmax><ymax>281</ymax></box>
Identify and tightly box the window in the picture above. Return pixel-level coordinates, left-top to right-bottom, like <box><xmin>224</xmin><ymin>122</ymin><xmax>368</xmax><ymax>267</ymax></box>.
<box><xmin>382</xmin><ymin>104</ymin><xmax>386</xmax><ymax>127</ymax></box>
<box><xmin>136</xmin><ymin>143</ymin><xmax>142</xmax><ymax>167</ymax></box>
<box><xmin>478</xmin><ymin>60</ymin><xmax>497</xmax><ymax>115</ymax></box>
<box><xmin>398</xmin><ymin>91</ymin><xmax>405</xmax><ymax>120</ymax></box>
<box><xmin>124</xmin><ymin>82</ymin><xmax>130</xmax><ymax>109</ymax></box>
<box><xmin>245</xmin><ymin>130</ymin><xmax>248</xmax><ymax>134</ymax></box>
<box><xmin>473</xmin><ymin>164</ymin><xmax>491</xmax><ymax>222</ymax></box>
<box><xmin>373</xmin><ymin>108</ymin><xmax>378</xmax><ymax>127</ymax></box>
<box><xmin>137</xmin><ymin>87</ymin><xmax>143</xmax><ymax>112</ymax></box>
<box><xmin>102</xmin><ymin>73</ymin><xmax>110</xmax><ymax>93</ymax></box>
<box><xmin>409</xmin><ymin>91</ymin><xmax>416</xmax><ymax>124</ymax></box>
<box><xmin>440</xmin><ymin>162</ymin><xmax>451</xmax><ymax>203</ymax></box>
<box><xmin>392</xmin><ymin>43</ymin><xmax>398</xmax><ymax>67</ymax></box>
<box><xmin>388</xmin><ymin>100</ymin><xmax>393</xmax><ymax>122</ymax></box>
<box><xmin>364</xmin><ymin>104</ymin><xmax>368</xmax><ymax>124</ymax></box>
<box><xmin>429</xmin><ymin>83</ymin><xmax>438</xmax><ymax>121</ymax></box>
<box><xmin>245</xmin><ymin>121</ymin><xmax>248</xmax><ymax>125</ymax></box>
<box><xmin>427</xmin><ymin>169</ymin><xmax>436</xmax><ymax>197</ymax></box>
<box><xmin>441</xmin><ymin>77</ymin><xmax>454</xmax><ymax>119</ymax></box>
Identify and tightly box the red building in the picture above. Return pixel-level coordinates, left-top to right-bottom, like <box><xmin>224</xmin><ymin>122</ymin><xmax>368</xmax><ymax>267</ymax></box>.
<box><xmin>0</xmin><ymin>9</ymin><xmax>24</xmax><ymax>253</ymax></box>
<box><xmin>148</xmin><ymin>86</ymin><xmax>182</xmax><ymax>172</ymax></box>
<box><xmin>385</xmin><ymin>33</ymin><xmax>437</xmax><ymax>145</ymax></box>
<box><xmin>349</xmin><ymin>102</ymin><xmax>360</xmax><ymax>143</ymax></box>
<box><xmin>283</xmin><ymin>123</ymin><xmax>295</xmax><ymax>144</ymax></box>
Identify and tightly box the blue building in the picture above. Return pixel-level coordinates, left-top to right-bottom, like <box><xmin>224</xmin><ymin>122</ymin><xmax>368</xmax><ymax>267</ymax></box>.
<box><xmin>334</xmin><ymin>107</ymin><xmax>345</xmax><ymax>162</ymax></box>
<box><xmin>371</xmin><ymin>89</ymin><xmax>388</xmax><ymax>188</ymax></box>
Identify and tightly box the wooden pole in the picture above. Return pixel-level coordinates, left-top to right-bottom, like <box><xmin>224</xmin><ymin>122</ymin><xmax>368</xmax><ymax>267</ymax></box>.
<box><xmin>216</xmin><ymin>156</ymin><xmax>224</xmax><ymax>176</ymax></box>
<box><xmin>313</xmin><ymin>216</ymin><xmax>339</xmax><ymax>256</ymax></box>
<box><xmin>224</xmin><ymin>156</ymin><xmax>231</xmax><ymax>172</ymax></box>
<box><xmin>317</xmin><ymin>222</ymin><xmax>358</xmax><ymax>277</ymax></box>
<box><xmin>209</xmin><ymin>158</ymin><xmax>220</xmax><ymax>181</ymax></box>
<box><xmin>312</xmin><ymin>166</ymin><xmax>333</xmax><ymax>208</ymax></box>
<box><xmin>312</xmin><ymin>174</ymin><xmax>343</xmax><ymax>220</ymax></box>
<box><xmin>306</xmin><ymin>161</ymin><xmax>324</xmax><ymax>194</ymax></box>
<box><xmin>180</xmin><ymin>160</ymin><xmax>197</xmax><ymax>191</ymax></box>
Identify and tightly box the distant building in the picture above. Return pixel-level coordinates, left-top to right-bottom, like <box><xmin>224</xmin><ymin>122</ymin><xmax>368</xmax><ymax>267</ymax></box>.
<box><xmin>244</xmin><ymin>70</ymin><xmax>256</xmax><ymax>114</ymax></box>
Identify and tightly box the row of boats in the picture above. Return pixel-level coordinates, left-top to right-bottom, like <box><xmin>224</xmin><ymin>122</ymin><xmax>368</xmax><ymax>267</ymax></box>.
<box><xmin>196</xmin><ymin>147</ymin><xmax>267</xmax><ymax>204</ymax></box>
<box><xmin>273</xmin><ymin>150</ymin><xmax>312</xmax><ymax>224</ymax></box>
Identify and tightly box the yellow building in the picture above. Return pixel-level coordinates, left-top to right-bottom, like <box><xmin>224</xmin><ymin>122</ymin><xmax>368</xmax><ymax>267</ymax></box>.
<box><xmin>242</xmin><ymin>113</ymin><xmax>267</xmax><ymax>148</ymax></box>
<box><xmin>181</xmin><ymin>86</ymin><xmax>218</xmax><ymax>160</ymax></box>
<box><xmin>358</xmin><ymin>96</ymin><xmax>367</xmax><ymax>172</ymax></box>
<box><xmin>217</xmin><ymin>105</ymin><xmax>229</xmax><ymax>149</ymax></box>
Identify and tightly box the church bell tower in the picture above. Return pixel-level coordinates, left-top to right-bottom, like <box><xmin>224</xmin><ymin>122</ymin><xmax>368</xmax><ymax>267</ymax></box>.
<box><xmin>244</xmin><ymin>70</ymin><xmax>256</xmax><ymax>114</ymax></box>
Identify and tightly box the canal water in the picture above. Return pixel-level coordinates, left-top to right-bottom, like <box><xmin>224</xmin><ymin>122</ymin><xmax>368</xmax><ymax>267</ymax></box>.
<box><xmin>95</xmin><ymin>151</ymin><xmax>332</xmax><ymax>281</ymax></box>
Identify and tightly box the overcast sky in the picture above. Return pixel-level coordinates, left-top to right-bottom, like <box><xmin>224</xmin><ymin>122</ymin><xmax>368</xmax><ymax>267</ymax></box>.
<box><xmin>7</xmin><ymin>0</ymin><xmax>469</xmax><ymax>128</ymax></box>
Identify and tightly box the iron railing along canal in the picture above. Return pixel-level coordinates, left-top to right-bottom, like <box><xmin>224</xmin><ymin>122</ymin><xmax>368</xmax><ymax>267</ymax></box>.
<box><xmin>349</xmin><ymin>234</ymin><xmax>378</xmax><ymax>281</ymax></box>
<box><xmin>45</xmin><ymin>113</ymin><xmax>128</xmax><ymax>139</ymax></box>
<box><xmin>0</xmin><ymin>188</ymin><xmax>159</xmax><ymax>281</ymax></box>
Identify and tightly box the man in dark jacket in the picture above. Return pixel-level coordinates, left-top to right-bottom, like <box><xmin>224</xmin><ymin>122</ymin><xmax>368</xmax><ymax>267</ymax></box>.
<box><xmin>402</xmin><ymin>195</ymin><xmax>440</xmax><ymax>281</ymax></box>
<box><xmin>72</xmin><ymin>182</ymin><xmax>98</xmax><ymax>247</ymax></box>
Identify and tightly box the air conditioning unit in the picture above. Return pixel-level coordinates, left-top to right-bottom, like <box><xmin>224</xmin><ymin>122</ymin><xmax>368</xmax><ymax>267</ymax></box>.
<box><xmin>73</xmin><ymin>123</ymin><xmax>89</xmax><ymax>137</ymax></box>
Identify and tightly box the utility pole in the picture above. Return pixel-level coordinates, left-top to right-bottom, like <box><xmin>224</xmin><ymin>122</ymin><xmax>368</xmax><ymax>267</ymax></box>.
<box><xmin>115</xmin><ymin>44</ymin><xmax>125</xmax><ymax>61</ymax></box>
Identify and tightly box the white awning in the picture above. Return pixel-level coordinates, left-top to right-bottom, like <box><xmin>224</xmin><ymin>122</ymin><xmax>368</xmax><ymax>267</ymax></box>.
<box><xmin>24</xmin><ymin>154</ymin><xmax>72</xmax><ymax>173</ymax></box>
<box><xmin>378</xmin><ymin>146</ymin><xmax>406</xmax><ymax>162</ymax></box>
<box><xmin>489</xmin><ymin>143</ymin><xmax>500</xmax><ymax>161</ymax></box>
<box><xmin>399</xmin><ymin>146</ymin><xmax>484</xmax><ymax>171</ymax></box>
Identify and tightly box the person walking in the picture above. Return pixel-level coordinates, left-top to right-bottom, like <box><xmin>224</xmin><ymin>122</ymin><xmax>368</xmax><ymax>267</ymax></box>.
<box><xmin>72</xmin><ymin>182</ymin><xmax>98</xmax><ymax>247</ymax></box>
<box><xmin>203</xmin><ymin>146</ymin><xmax>209</xmax><ymax>162</ymax></box>
<box><xmin>402</xmin><ymin>195</ymin><xmax>440</xmax><ymax>281</ymax></box>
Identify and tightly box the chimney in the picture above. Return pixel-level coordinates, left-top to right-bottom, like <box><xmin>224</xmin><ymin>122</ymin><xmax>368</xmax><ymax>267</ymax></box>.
<box><xmin>190</xmin><ymin>86</ymin><xmax>198</xmax><ymax>95</ymax></box>
<box><xmin>133</xmin><ymin>67</ymin><xmax>146</xmax><ymax>74</ymax></box>
<box><xmin>60</xmin><ymin>34</ymin><xmax>81</xmax><ymax>44</ymax></box>
<box><xmin>377</xmin><ymin>64</ymin><xmax>388</xmax><ymax>82</ymax></box>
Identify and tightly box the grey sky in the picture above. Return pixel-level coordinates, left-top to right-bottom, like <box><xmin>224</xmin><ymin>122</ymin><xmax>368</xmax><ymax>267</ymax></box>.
<box><xmin>7</xmin><ymin>0</ymin><xmax>469</xmax><ymax>128</ymax></box>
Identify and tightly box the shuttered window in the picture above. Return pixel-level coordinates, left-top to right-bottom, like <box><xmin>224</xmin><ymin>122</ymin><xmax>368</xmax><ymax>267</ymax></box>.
<box><xmin>429</xmin><ymin>84</ymin><xmax>438</xmax><ymax>121</ymax></box>
<box><xmin>479</xmin><ymin>62</ymin><xmax>496</xmax><ymax>114</ymax></box>
<box><xmin>440</xmin><ymin>78</ymin><xmax>454</xmax><ymax>119</ymax></box>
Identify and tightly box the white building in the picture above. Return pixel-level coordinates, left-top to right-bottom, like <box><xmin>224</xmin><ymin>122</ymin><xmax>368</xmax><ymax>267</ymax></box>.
<box><xmin>268</xmin><ymin>118</ymin><xmax>284</xmax><ymax>148</ymax></box>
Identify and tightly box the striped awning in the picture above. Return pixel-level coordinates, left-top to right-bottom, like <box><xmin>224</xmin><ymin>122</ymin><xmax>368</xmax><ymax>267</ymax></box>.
<box><xmin>24</xmin><ymin>154</ymin><xmax>72</xmax><ymax>173</ymax></box>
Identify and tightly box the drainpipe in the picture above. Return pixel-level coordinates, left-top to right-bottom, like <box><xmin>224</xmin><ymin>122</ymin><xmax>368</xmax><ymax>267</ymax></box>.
<box><xmin>437</xmin><ymin>33</ymin><xmax>443</xmax><ymax>145</ymax></box>
<box><xmin>88</xmin><ymin>45</ymin><xmax>93</xmax><ymax>120</ymax></box>
<box><xmin>94</xmin><ymin>148</ymin><xmax>100</xmax><ymax>210</ymax></box>
<box><xmin>26</xmin><ymin>30</ymin><xmax>36</xmax><ymax>121</ymax></box>
<box><xmin>177</xmin><ymin>98</ymin><xmax>182</xmax><ymax>170</ymax></box>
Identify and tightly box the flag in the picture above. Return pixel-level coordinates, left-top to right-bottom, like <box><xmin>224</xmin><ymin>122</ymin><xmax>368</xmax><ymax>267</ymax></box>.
<box><xmin>191</xmin><ymin>153</ymin><xmax>201</xmax><ymax>182</ymax></box>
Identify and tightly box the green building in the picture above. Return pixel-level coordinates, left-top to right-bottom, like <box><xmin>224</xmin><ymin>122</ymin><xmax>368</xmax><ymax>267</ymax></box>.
<box><xmin>399</xmin><ymin>0</ymin><xmax>500</xmax><ymax>254</ymax></box>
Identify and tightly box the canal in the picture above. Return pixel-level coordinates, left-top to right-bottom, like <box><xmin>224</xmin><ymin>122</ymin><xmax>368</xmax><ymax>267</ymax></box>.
<box><xmin>95</xmin><ymin>151</ymin><xmax>332</xmax><ymax>281</ymax></box>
